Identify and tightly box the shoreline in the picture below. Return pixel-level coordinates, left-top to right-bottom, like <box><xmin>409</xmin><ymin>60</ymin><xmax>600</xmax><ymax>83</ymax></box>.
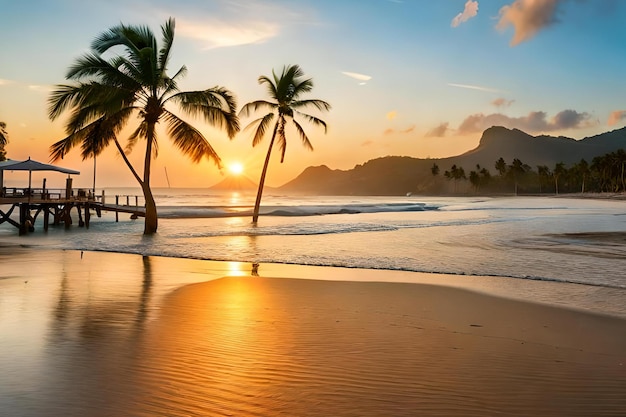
<box><xmin>1</xmin><ymin>248</ymin><xmax>624</xmax><ymax>416</ymax></box>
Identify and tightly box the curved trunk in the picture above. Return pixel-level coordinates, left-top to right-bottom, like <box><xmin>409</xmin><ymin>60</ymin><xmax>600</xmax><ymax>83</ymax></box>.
<box><xmin>142</xmin><ymin>182</ymin><xmax>158</xmax><ymax>234</ymax></box>
<box><xmin>143</xmin><ymin>123</ymin><xmax>157</xmax><ymax>234</ymax></box>
<box><xmin>252</xmin><ymin>122</ymin><xmax>280</xmax><ymax>223</ymax></box>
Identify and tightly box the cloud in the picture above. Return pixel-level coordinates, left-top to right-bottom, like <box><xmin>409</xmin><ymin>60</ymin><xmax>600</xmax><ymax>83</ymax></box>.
<box><xmin>451</xmin><ymin>1</ymin><xmax>479</xmax><ymax>28</ymax></box>
<box><xmin>425</xmin><ymin>122</ymin><xmax>450</xmax><ymax>138</ymax></box>
<box><xmin>383</xmin><ymin>128</ymin><xmax>395</xmax><ymax>135</ymax></box>
<box><xmin>492</xmin><ymin>97</ymin><xmax>515</xmax><ymax>108</ymax></box>
<box><xmin>342</xmin><ymin>71</ymin><xmax>372</xmax><ymax>85</ymax></box>
<box><xmin>458</xmin><ymin>109</ymin><xmax>595</xmax><ymax>134</ymax></box>
<box><xmin>177</xmin><ymin>18</ymin><xmax>279</xmax><ymax>49</ymax></box>
<box><xmin>28</xmin><ymin>85</ymin><xmax>52</xmax><ymax>93</ymax></box>
<box><xmin>361</xmin><ymin>140</ymin><xmax>374</xmax><ymax>146</ymax></box>
<box><xmin>400</xmin><ymin>125</ymin><xmax>416</xmax><ymax>134</ymax></box>
<box><xmin>448</xmin><ymin>83</ymin><xmax>504</xmax><ymax>93</ymax></box>
<box><xmin>0</xmin><ymin>79</ymin><xmax>13</xmax><ymax>86</ymax></box>
<box><xmin>496</xmin><ymin>0</ymin><xmax>563</xmax><ymax>46</ymax></box>
<box><xmin>608</xmin><ymin>110</ymin><xmax>626</xmax><ymax>126</ymax></box>
<box><xmin>386</xmin><ymin>111</ymin><xmax>397</xmax><ymax>121</ymax></box>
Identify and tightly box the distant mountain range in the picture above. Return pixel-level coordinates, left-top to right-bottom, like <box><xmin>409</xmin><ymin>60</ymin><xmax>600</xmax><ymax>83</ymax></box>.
<box><xmin>278</xmin><ymin>126</ymin><xmax>626</xmax><ymax>195</ymax></box>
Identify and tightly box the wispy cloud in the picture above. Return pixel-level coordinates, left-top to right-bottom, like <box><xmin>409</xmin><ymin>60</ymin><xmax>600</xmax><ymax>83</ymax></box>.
<box><xmin>177</xmin><ymin>18</ymin><xmax>279</xmax><ymax>49</ymax></box>
<box><xmin>608</xmin><ymin>110</ymin><xmax>626</xmax><ymax>126</ymax></box>
<box><xmin>496</xmin><ymin>0</ymin><xmax>564</xmax><ymax>46</ymax></box>
<box><xmin>342</xmin><ymin>71</ymin><xmax>372</xmax><ymax>85</ymax></box>
<box><xmin>448</xmin><ymin>83</ymin><xmax>504</xmax><ymax>93</ymax></box>
<box><xmin>425</xmin><ymin>122</ymin><xmax>450</xmax><ymax>138</ymax></box>
<box><xmin>28</xmin><ymin>85</ymin><xmax>52</xmax><ymax>93</ymax></box>
<box><xmin>0</xmin><ymin>79</ymin><xmax>14</xmax><ymax>86</ymax></box>
<box><xmin>492</xmin><ymin>97</ymin><xmax>515</xmax><ymax>108</ymax></box>
<box><xmin>451</xmin><ymin>0</ymin><xmax>479</xmax><ymax>28</ymax></box>
<box><xmin>458</xmin><ymin>109</ymin><xmax>596</xmax><ymax>134</ymax></box>
<box><xmin>400</xmin><ymin>125</ymin><xmax>416</xmax><ymax>134</ymax></box>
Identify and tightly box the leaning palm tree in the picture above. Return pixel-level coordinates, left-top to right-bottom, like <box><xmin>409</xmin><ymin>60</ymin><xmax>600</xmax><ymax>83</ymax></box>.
<box><xmin>239</xmin><ymin>65</ymin><xmax>330</xmax><ymax>223</ymax></box>
<box><xmin>48</xmin><ymin>18</ymin><xmax>239</xmax><ymax>234</ymax></box>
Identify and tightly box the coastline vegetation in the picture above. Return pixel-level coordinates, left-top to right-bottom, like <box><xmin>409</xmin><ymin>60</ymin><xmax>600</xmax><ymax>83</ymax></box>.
<box><xmin>435</xmin><ymin>150</ymin><xmax>626</xmax><ymax>195</ymax></box>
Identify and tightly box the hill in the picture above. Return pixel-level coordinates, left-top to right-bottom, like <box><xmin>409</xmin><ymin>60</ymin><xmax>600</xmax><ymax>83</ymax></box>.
<box><xmin>209</xmin><ymin>174</ymin><xmax>258</xmax><ymax>192</ymax></box>
<box><xmin>278</xmin><ymin>126</ymin><xmax>626</xmax><ymax>195</ymax></box>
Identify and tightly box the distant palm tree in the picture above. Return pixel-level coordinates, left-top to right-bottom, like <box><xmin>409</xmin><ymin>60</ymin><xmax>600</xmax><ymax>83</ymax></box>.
<box><xmin>48</xmin><ymin>18</ymin><xmax>239</xmax><ymax>234</ymax></box>
<box><xmin>239</xmin><ymin>65</ymin><xmax>330</xmax><ymax>223</ymax></box>
<box><xmin>0</xmin><ymin>121</ymin><xmax>8</xmax><ymax>161</ymax></box>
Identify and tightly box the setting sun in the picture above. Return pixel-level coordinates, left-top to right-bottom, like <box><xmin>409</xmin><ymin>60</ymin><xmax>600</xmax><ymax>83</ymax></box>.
<box><xmin>228</xmin><ymin>162</ymin><xmax>244</xmax><ymax>176</ymax></box>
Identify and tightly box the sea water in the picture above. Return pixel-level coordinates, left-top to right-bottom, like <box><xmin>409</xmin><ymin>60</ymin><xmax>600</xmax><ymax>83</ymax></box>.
<box><xmin>2</xmin><ymin>189</ymin><xmax>625</xmax><ymax>290</ymax></box>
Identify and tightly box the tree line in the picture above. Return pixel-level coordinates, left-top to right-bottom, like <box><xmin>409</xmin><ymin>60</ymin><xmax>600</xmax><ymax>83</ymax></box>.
<box><xmin>432</xmin><ymin>150</ymin><xmax>626</xmax><ymax>195</ymax></box>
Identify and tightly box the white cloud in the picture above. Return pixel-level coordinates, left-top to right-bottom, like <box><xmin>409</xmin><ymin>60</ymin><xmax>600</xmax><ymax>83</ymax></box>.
<box><xmin>448</xmin><ymin>83</ymin><xmax>504</xmax><ymax>93</ymax></box>
<box><xmin>28</xmin><ymin>85</ymin><xmax>52</xmax><ymax>93</ymax></box>
<box><xmin>451</xmin><ymin>0</ymin><xmax>479</xmax><ymax>28</ymax></box>
<box><xmin>177</xmin><ymin>18</ymin><xmax>279</xmax><ymax>49</ymax></box>
<box><xmin>341</xmin><ymin>71</ymin><xmax>372</xmax><ymax>83</ymax></box>
<box><xmin>0</xmin><ymin>79</ymin><xmax>14</xmax><ymax>86</ymax></box>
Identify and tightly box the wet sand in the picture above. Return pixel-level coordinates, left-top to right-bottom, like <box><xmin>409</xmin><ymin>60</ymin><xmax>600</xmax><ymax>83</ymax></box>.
<box><xmin>0</xmin><ymin>249</ymin><xmax>625</xmax><ymax>416</ymax></box>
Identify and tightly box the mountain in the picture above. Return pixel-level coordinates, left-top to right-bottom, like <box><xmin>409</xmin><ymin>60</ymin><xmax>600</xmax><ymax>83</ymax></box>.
<box><xmin>278</xmin><ymin>126</ymin><xmax>626</xmax><ymax>195</ymax></box>
<box><xmin>209</xmin><ymin>174</ymin><xmax>258</xmax><ymax>192</ymax></box>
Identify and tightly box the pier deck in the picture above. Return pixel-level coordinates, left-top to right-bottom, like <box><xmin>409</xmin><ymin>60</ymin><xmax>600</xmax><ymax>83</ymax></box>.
<box><xmin>0</xmin><ymin>188</ymin><xmax>145</xmax><ymax>235</ymax></box>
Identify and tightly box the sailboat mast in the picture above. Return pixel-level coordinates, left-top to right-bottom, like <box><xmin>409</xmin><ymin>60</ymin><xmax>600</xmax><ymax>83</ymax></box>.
<box><xmin>164</xmin><ymin>167</ymin><xmax>171</xmax><ymax>188</ymax></box>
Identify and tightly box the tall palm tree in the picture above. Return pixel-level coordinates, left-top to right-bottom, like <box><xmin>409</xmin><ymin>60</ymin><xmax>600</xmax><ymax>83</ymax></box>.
<box><xmin>48</xmin><ymin>18</ymin><xmax>239</xmax><ymax>234</ymax></box>
<box><xmin>239</xmin><ymin>65</ymin><xmax>330</xmax><ymax>223</ymax></box>
<box><xmin>0</xmin><ymin>121</ymin><xmax>8</xmax><ymax>161</ymax></box>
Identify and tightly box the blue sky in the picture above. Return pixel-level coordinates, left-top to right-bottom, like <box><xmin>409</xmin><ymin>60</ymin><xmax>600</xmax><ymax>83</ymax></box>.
<box><xmin>1</xmin><ymin>0</ymin><xmax>625</xmax><ymax>187</ymax></box>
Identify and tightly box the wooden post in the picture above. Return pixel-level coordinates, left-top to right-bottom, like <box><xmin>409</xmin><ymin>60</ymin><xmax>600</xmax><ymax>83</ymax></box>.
<box><xmin>126</xmin><ymin>195</ymin><xmax>130</xmax><ymax>206</ymax></box>
<box><xmin>77</xmin><ymin>204</ymin><xmax>84</xmax><ymax>227</ymax></box>
<box><xmin>115</xmin><ymin>196</ymin><xmax>119</xmax><ymax>222</ymax></box>
<box><xmin>85</xmin><ymin>203</ymin><xmax>90</xmax><ymax>228</ymax></box>
<box><xmin>43</xmin><ymin>205</ymin><xmax>49</xmax><ymax>231</ymax></box>
<box><xmin>19</xmin><ymin>203</ymin><xmax>27</xmax><ymax>235</ymax></box>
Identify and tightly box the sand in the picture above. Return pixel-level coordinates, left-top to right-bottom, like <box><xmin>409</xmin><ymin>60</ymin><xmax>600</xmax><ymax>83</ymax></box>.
<box><xmin>0</xmin><ymin>249</ymin><xmax>625</xmax><ymax>416</ymax></box>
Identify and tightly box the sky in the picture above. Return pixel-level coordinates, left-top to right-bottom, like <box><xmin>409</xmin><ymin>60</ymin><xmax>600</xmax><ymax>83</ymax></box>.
<box><xmin>1</xmin><ymin>0</ymin><xmax>625</xmax><ymax>188</ymax></box>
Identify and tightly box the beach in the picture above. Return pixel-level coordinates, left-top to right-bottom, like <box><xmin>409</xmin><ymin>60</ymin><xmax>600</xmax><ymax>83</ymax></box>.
<box><xmin>1</xmin><ymin>248</ymin><xmax>625</xmax><ymax>416</ymax></box>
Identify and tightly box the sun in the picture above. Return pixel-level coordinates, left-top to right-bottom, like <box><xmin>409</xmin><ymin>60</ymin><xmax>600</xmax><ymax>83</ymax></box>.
<box><xmin>228</xmin><ymin>162</ymin><xmax>244</xmax><ymax>176</ymax></box>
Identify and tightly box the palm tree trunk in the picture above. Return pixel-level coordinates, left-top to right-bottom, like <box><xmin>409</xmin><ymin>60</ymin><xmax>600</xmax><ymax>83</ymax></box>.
<box><xmin>143</xmin><ymin>126</ymin><xmax>157</xmax><ymax>234</ymax></box>
<box><xmin>252</xmin><ymin>122</ymin><xmax>279</xmax><ymax>223</ymax></box>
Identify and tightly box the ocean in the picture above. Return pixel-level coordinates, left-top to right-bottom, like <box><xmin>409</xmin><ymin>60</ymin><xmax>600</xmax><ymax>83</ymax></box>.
<box><xmin>2</xmin><ymin>188</ymin><xmax>625</xmax><ymax>314</ymax></box>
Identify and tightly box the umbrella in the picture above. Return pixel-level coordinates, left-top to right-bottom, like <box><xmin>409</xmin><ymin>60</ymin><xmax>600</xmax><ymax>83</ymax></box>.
<box><xmin>0</xmin><ymin>157</ymin><xmax>80</xmax><ymax>197</ymax></box>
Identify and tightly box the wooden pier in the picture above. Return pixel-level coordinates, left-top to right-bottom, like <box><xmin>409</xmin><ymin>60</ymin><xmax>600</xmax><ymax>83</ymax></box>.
<box><xmin>0</xmin><ymin>187</ymin><xmax>145</xmax><ymax>235</ymax></box>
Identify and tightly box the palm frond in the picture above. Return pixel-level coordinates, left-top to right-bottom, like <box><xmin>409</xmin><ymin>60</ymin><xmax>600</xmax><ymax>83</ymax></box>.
<box><xmin>258</xmin><ymin>75</ymin><xmax>278</xmax><ymax>100</ymax></box>
<box><xmin>294</xmin><ymin>111</ymin><xmax>328</xmax><ymax>134</ymax></box>
<box><xmin>292</xmin><ymin>118</ymin><xmax>314</xmax><ymax>152</ymax></box>
<box><xmin>239</xmin><ymin>100</ymin><xmax>276</xmax><ymax>118</ymax></box>
<box><xmin>168</xmin><ymin>87</ymin><xmax>240</xmax><ymax>138</ymax></box>
<box><xmin>291</xmin><ymin>99</ymin><xmax>331</xmax><ymax>113</ymax></box>
<box><xmin>158</xmin><ymin>18</ymin><xmax>175</xmax><ymax>73</ymax></box>
<box><xmin>163</xmin><ymin>111</ymin><xmax>222</xmax><ymax>167</ymax></box>
<box><xmin>243</xmin><ymin>113</ymin><xmax>275</xmax><ymax>147</ymax></box>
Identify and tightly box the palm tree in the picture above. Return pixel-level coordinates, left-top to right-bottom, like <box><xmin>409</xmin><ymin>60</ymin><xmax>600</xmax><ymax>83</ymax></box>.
<box><xmin>48</xmin><ymin>18</ymin><xmax>239</xmax><ymax>234</ymax></box>
<box><xmin>553</xmin><ymin>162</ymin><xmax>567</xmax><ymax>195</ymax></box>
<box><xmin>239</xmin><ymin>65</ymin><xmax>330</xmax><ymax>223</ymax></box>
<box><xmin>0</xmin><ymin>121</ymin><xmax>8</xmax><ymax>161</ymax></box>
